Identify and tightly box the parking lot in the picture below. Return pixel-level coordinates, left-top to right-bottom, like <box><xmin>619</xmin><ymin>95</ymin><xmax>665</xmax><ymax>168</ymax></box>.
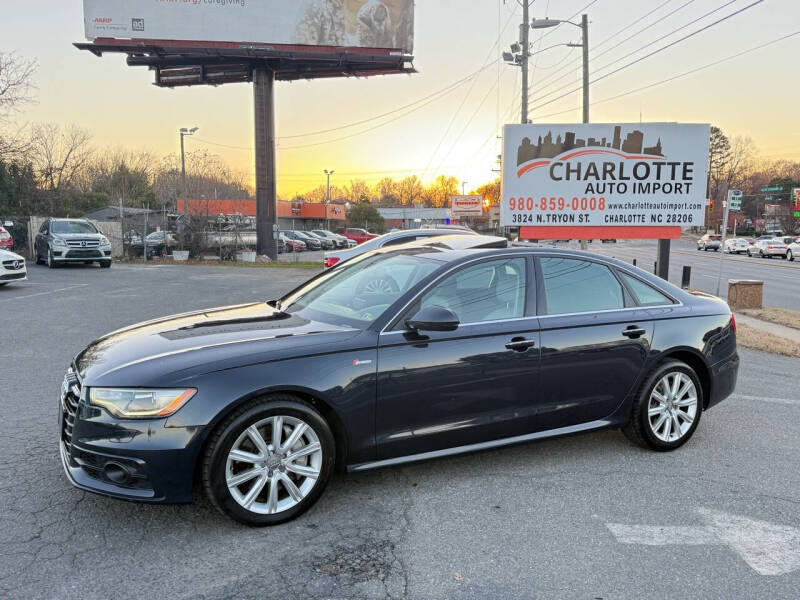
<box><xmin>2</xmin><ymin>262</ymin><xmax>799</xmax><ymax>600</ymax></box>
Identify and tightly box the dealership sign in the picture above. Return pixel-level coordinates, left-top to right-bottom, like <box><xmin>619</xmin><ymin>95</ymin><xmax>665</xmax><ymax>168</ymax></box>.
<box><xmin>83</xmin><ymin>0</ymin><xmax>415</xmax><ymax>52</ymax></box>
<box><xmin>502</xmin><ymin>123</ymin><xmax>710</xmax><ymax>237</ymax></box>
<box><xmin>451</xmin><ymin>195</ymin><xmax>483</xmax><ymax>217</ymax></box>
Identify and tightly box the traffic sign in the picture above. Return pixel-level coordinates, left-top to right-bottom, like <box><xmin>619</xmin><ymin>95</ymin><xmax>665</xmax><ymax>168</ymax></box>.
<box><xmin>728</xmin><ymin>189</ymin><xmax>742</xmax><ymax>211</ymax></box>
<box><xmin>793</xmin><ymin>188</ymin><xmax>800</xmax><ymax>208</ymax></box>
<box><xmin>762</xmin><ymin>186</ymin><xmax>784</xmax><ymax>193</ymax></box>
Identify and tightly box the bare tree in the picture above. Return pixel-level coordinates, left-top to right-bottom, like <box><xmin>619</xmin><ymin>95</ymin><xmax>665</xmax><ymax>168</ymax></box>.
<box><xmin>0</xmin><ymin>51</ymin><xmax>37</xmax><ymax>159</ymax></box>
<box><xmin>30</xmin><ymin>123</ymin><xmax>93</xmax><ymax>193</ymax></box>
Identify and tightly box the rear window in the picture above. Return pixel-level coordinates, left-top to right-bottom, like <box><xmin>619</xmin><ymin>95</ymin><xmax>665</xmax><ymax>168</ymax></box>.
<box><xmin>710</xmin><ymin>235</ymin><xmax>721</xmax><ymax>241</ymax></box>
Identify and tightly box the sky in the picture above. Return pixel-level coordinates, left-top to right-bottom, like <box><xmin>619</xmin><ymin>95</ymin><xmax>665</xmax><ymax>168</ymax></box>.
<box><xmin>2</xmin><ymin>0</ymin><xmax>799</xmax><ymax>198</ymax></box>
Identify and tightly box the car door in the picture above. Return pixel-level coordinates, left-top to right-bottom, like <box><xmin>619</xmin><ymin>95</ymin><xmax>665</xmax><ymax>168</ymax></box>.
<box><xmin>375</xmin><ymin>255</ymin><xmax>540</xmax><ymax>460</ymax></box>
<box><xmin>35</xmin><ymin>220</ymin><xmax>48</xmax><ymax>258</ymax></box>
<box><xmin>534</xmin><ymin>256</ymin><xmax>656</xmax><ymax>431</ymax></box>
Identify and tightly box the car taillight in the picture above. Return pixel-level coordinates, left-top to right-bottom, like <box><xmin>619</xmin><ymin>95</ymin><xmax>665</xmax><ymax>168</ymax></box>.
<box><xmin>0</xmin><ymin>229</ymin><xmax>9</xmax><ymax>240</ymax></box>
<box><xmin>730</xmin><ymin>314</ymin><xmax>736</xmax><ymax>334</ymax></box>
<box><xmin>324</xmin><ymin>257</ymin><xmax>340</xmax><ymax>269</ymax></box>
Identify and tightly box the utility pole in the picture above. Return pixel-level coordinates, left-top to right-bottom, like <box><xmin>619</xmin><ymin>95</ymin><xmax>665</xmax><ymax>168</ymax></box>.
<box><xmin>179</xmin><ymin>126</ymin><xmax>198</xmax><ymax>214</ymax></box>
<box><xmin>325</xmin><ymin>169</ymin><xmax>334</xmax><ymax>231</ymax></box>
<box><xmin>520</xmin><ymin>0</ymin><xmax>530</xmax><ymax>124</ymax></box>
<box><xmin>581</xmin><ymin>14</ymin><xmax>590</xmax><ymax>124</ymax></box>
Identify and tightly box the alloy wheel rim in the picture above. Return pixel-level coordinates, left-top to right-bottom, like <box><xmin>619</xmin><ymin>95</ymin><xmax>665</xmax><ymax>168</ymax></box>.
<box><xmin>647</xmin><ymin>372</ymin><xmax>698</xmax><ymax>443</ymax></box>
<box><xmin>226</xmin><ymin>415</ymin><xmax>322</xmax><ymax>515</ymax></box>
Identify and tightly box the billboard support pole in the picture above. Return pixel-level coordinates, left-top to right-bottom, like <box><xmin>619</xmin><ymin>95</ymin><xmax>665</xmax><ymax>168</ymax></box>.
<box><xmin>253</xmin><ymin>65</ymin><xmax>278</xmax><ymax>261</ymax></box>
<box><xmin>656</xmin><ymin>239</ymin><xmax>670</xmax><ymax>281</ymax></box>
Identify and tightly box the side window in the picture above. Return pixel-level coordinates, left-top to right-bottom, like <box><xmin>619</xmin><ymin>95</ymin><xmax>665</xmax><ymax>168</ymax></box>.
<box><xmin>619</xmin><ymin>272</ymin><xmax>672</xmax><ymax>306</ymax></box>
<box><xmin>420</xmin><ymin>258</ymin><xmax>527</xmax><ymax>324</ymax></box>
<box><xmin>540</xmin><ymin>257</ymin><xmax>624</xmax><ymax>315</ymax></box>
<box><xmin>382</xmin><ymin>236</ymin><xmax>414</xmax><ymax>247</ymax></box>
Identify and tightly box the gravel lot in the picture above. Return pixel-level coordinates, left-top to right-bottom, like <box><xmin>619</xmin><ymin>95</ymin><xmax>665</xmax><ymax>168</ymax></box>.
<box><xmin>1</xmin><ymin>262</ymin><xmax>799</xmax><ymax>600</ymax></box>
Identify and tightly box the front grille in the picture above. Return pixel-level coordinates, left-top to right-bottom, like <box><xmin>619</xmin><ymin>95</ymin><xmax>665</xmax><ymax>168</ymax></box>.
<box><xmin>66</xmin><ymin>239</ymin><xmax>100</xmax><ymax>248</ymax></box>
<box><xmin>2</xmin><ymin>259</ymin><xmax>24</xmax><ymax>270</ymax></box>
<box><xmin>66</xmin><ymin>249</ymin><xmax>101</xmax><ymax>258</ymax></box>
<box><xmin>61</xmin><ymin>371</ymin><xmax>81</xmax><ymax>453</ymax></box>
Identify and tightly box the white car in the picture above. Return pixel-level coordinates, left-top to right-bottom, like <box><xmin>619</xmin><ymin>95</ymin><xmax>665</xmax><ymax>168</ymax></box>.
<box><xmin>747</xmin><ymin>239</ymin><xmax>788</xmax><ymax>258</ymax></box>
<box><xmin>0</xmin><ymin>249</ymin><xmax>27</xmax><ymax>286</ymax></box>
<box><xmin>787</xmin><ymin>240</ymin><xmax>800</xmax><ymax>262</ymax></box>
<box><xmin>724</xmin><ymin>238</ymin><xmax>750</xmax><ymax>254</ymax></box>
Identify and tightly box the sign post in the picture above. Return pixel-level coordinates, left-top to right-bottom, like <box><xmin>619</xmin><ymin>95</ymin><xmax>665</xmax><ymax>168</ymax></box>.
<box><xmin>716</xmin><ymin>188</ymin><xmax>741</xmax><ymax>296</ymax></box>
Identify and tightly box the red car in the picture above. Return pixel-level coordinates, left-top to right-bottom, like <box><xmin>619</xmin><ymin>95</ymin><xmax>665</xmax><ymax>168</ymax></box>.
<box><xmin>0</xmin><ymin>225</ymin><xmax>13</xmax><ymax>250</ymax></box>
<box><xmin>342</xmin><ymin>228</ymin><xmax>379</xmax><ymax>245</ymax></box>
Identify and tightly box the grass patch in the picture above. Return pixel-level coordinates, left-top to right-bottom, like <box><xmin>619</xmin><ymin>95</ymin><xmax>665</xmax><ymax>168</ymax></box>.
<box><xmin>740</xmin><ymin>307</ymin><xmax>800</xmax><ymax>332</ymax></box>
<box><xmin>736</xmin><ymin>323</ymin><xmax>800</xmax><ymax>358</ymax></box>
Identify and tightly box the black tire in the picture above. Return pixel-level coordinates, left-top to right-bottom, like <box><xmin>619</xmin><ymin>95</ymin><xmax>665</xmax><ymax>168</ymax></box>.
<box><xmin>788</xmin><ymin>250</ymin><xmax>794</xmax><ymax>261</ymax></box>
<box><xmin>202</xmin><ymin>395</ymin><xmax>335</xmax><ymax>526</ymax></box>
<box><xmin>47</xmin><ymin>249</ymin><xmax>58</xmax><ymax>269</ymax></box>
<box><xmin>622</xmin><ymin>360</ymin><xmax>703</xmax><ymax>451</ymax></box>
<box><xmin>100</xmin><ymin>260</ymin><xmax>112</xmax><ymax>268</ymax></box>
<box><xmin>35</xmin><ymin>245</ymin><xmax>44</xmax><ymax>265</ymax></box>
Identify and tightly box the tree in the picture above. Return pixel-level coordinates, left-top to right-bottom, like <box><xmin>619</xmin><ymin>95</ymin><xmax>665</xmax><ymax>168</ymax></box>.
<box><xmin>347</xmin><ymin>201</ymin><xmax>386</xmax><ymax>233</ymax></box>
<box><xmin>345</xmin><ymin>179</ymin><xmax>372</xmax><ymax>204</ymax></box>
<box><xmin>0</xmin><ymin>51</ymin><xmax>37</xmax><ymax>159</ymax></box>
<box><xmin>426</xmin><ymin>175</ymin><xmax>459</xmax><ymax>208</ymax></box>
<box><xmin>474</xmin><ymin>179</ymin><xmax>501</xmax><ymax>206</ymax></box>
<box><xmin>397</xmin><ymin>175</ymin><xmax>424</xmax><ymax>206</ymax></box>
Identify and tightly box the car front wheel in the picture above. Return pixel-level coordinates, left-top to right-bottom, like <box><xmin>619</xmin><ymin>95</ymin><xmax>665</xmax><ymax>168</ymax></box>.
<box><xmin>622</xmin><ymin>361</ymin><xmax>702</xmax><ymax>451</ymax></box>
<box><xmin>47</xmin><ymin>249</ymin><xmax>58</xmax><ymax>269</ymax></box>
<box><xmin>202</xmin><ymin>395</ymin><xmax>335</xmax><ymax>526</ymax></box>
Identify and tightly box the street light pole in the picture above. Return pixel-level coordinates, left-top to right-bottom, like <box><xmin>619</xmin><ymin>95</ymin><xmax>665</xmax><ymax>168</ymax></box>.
<box><xmin>179</xmin><ymin>126</ymin><xmax>198</xmax><ymax>214</ymax></box>
<box><xmin>581</xmin><ymin>14</ymin><xmax>590</xmax><ymax>124</ymax></box>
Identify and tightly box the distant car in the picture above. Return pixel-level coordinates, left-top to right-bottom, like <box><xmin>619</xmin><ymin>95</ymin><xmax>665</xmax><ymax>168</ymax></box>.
<box><xmin>756</xmin><ymin>234</ymin><xmax>777</xmax><ymax>242</ymax></box>
<box><xmin>282</xmin><ymin>231</ymin><xmax>321</xmax><ymax>251</ymax></box>
<box><xmin>724</xmin><ymin>238</ymin><xmax>749</xmax><ymax>254</ymax></box>
<box><xmin>311</xmin><ymin>230</ymin><xmax>348</xmax><ymax>249</ymax></box>
<box><xmin>324</xmin><ymin>228</ymin><xmax>480</xmax><ymax>269</ymax></box>
<box><xmin>305</xmin><ymin>231</ymin><xmax>335</xmax><ymax>250</ymax></box>
<box><xmin>747</xmin><ymin>239</ymin><xmax>788</xmax><ymax>258</ymax></box>
<box><xmin>33</xmin><ymin>218</ymin><xmax>112</xmax><ymax>268</ymax></box>
<box><xmin>0</xmin><ymin>224</ymin><xmax>14</xmax><ymax>250</ymax></box>
<box><xmin>786</xmin><ymin>239</ymin><xmax>800</xmax><ymax>261</ymax></box>
<box><xmin>129</xmin><ymin>231</ymin><xmax>178</xmax><ymax>258</ymax></box>
<box><xmin>280</xmin><ymin>233</ymin><xmax>305</xmax><ymax>253</ymax></box>
<box><xmin>342</xmin><ymin>228</ymin><xmax>379</xmax><ymax>245</ymax></box>
<box><xmin>697</xmin><ymin>234</ymin><xmax>721</xmax><ymax>251</ymax></box>
<box><xmin>0</xmin><ymin>248</ymin><xmax>26</xmax><ymax>286</ymax></box>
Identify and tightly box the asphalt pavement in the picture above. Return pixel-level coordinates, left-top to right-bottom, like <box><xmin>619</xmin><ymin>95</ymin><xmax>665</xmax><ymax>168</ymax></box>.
<box><xmin>1</xmin><ymin>262</ymin><xmax>799</xmax><ymax>600</ymax></box>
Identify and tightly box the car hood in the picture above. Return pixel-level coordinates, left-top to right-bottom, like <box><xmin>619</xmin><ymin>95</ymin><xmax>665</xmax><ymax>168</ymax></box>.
<box><xmin>0</xmin><ymin>249</ymin><xmax>24</xmax><ymax>261</ymax></box>
<box><xmin>75</xmin><ymin>302</ymin><xmax>362</xmax><ymax>387</ymax></box>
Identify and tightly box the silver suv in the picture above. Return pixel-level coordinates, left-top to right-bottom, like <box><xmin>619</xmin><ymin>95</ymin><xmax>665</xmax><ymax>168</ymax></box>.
<box><xmin>34</xmin><ymin>218</ymin><xmax>113</xmax><ymax>268</ymax></box>
<box><xmin>697</xmin><ymin>233</ymin><xmax>721</xmax><ymax>251</ymax></box>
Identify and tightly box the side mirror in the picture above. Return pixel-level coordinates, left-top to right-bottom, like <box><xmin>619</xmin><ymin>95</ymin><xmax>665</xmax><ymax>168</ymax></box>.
<box><xmin>406</xmin><ymin>305</ymin><xmax>460</xmax><ymax>332</ymax></box>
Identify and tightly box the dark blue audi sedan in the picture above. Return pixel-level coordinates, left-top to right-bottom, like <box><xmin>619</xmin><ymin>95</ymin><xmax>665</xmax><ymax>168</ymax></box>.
<box><xmin>60</xmin><ymin>236</ymin><xmax>738</xmax><ymax>525</ymax></box>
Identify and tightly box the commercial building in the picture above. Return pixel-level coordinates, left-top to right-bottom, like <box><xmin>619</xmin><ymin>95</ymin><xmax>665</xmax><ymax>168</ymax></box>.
<box><xmin>177</xmin><ymin>199</ymin><xmax>346</xmax><ymax>231</ymax></box>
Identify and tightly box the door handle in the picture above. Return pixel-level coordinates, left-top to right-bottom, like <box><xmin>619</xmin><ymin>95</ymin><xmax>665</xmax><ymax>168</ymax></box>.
<box><xmin>622</xmin><ymin>326</ymin><xmax>646</xmax><ymax>339</ymax></box>
<box><xmin>506</xmin><ymin>338</ymin><xmax>536</xmax><ymax>352</ymax></box>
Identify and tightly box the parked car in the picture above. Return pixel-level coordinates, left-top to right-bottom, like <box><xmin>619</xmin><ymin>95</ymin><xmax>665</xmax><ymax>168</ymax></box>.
<box><xmin>59</xmin><ymin>242</ymin><xmax>738</xmax><ymax>525</ymax></box>
<box><xmin>0</xmin><ymin>223</ymin><xmax>14</xmax><ymax>250</ymax></box>
<box><xmin>282</xmin><ymin>230</ymin><xmax>321</xmax><ymax>251</ymax></box>
<box><xmin>311</xmin><ymin>230</ymin><xmax>349</xmax><ymax>249</ymax></box>
<box><xmin>0</xmin><ymin>248</ymin><xmax>26</xmax><ymax>286</ymax></box>
<box><xmin>723</xmin><ymin>238</ymin><xmax>749</xmax><ymax>254</ymax></box>
<box><xmin>129</xmin><ymin>230</ymin><xmax>178</xmax><ymax>258</ymax></box>
<box><xmin>280</xmin><ymin>233</ymin><xmax>305</xmax><ymax>253</ymax></box>
<box><xmin>324</xmin><ymin>227</ymin><xmax>480</xmax><ymax>269</ymax></box>
<box><xmin>747</xmin><ymin>238</ymin><xmax>788</xmax><ymax>258</ymax></box>
<box><xmin>697</xmin><ymin>233</ymin><xmax>721</xmax><ymax>251</ymax></box>
<box><xmin>305</xmin><ymin>231</ymin><xmax>335</xmax><ymax>250</ymax></box>
<box><xmin>341</xmin><ymin>227</ymin><xmax>379</xmax><ymax>245</ymax></box>
<box><xmin>787</xmin><ymin>239</ymin><xmax>800</xmax><ymax>261</ymax></box>
<box><xmin>34</xmin><ymin>218</ymin><xmax>112</xmax><ymax>268</ymax></box>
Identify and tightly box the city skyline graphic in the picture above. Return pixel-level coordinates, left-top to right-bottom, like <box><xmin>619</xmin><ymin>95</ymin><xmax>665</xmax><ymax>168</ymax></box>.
<box><xmin>517</xmin><ymin>125</ymin><xmax>665</xmax><ymax>167</ymax></box>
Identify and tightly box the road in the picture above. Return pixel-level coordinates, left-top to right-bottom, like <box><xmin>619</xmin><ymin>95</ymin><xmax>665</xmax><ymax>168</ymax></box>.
<box><xmin>1</xmin><ymin>263</ymin><xmax>799</xmax><ymax>599</ymax></box>
<box><xmin>573</xmin><ymin>239</ymin><xmax>799</xmax><ymax>309</ymax></box>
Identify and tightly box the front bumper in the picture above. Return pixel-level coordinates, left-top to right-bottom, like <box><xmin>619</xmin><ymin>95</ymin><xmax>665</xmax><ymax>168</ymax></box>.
<box><xmin>51</xmin><ymin>247</ymin><xmax>112</xmax><ymax>261</ymax></box>
<box><xmin>59</xmin><ymin>377</ymin><xmax>200</xmax><ymax>504</ymax></box>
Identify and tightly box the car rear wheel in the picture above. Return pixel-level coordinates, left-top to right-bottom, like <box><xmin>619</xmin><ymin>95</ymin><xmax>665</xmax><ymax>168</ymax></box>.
<box><xmin>789</xmin><ymin>250</ymin><xmax>794</xmax><ymax>261</ymax></box>
<box><xmin>622</xmin><ymin>361</ymin><xmax>702</xmax><ymax>451</ymax></box>
<box><xmin>35</xmin><ymin>245</ymin><xmax>44</xmax><ymax>265</ymax></box>
<box><xmin>202</xmin><ymin>395</ymin><xmax>335</xmax><ymax>526</ymax></box>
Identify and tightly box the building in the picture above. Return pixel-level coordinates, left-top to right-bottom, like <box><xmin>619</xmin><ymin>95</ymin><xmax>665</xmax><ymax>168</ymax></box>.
<box><xmin>177</xmin><ymin>198</ymin><xmax>346</xmax><ymax>231</ymax></box>
<box><xmin>376</xmin><ymin>207</ymin><xmax>458</xmax><ymax>230</ymax></box>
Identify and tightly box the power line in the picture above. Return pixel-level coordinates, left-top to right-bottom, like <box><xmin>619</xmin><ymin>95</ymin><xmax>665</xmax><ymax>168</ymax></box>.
<box><xmin>532</xmin><ymin>0</ymin><xmax>739</xmax><ymax>103</ymax></box>
<box><xmin>531</xmin><ymin>30</ymin><xmax>799</xmax><ymax>119</ymax></box>
<box><xmin>529</xmin><ymin>0</ymin><xmax>765</xmax><ymax>113</ymax></box>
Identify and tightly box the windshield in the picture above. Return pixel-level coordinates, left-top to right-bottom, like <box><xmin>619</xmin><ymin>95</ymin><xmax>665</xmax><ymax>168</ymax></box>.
<box><xmin>51</xmin><ymin>220</ymin><xmax>98</xmax><ymax>235</ymax></box>
<box><xmin>282</xmin><ymin>253</ymin><xmax>441</xmax><ymax>328</ymax></box>
<box><xmin>146</xmin><ymin>232</ymin><xmax>165</xmax><ymax>241</ymax></box>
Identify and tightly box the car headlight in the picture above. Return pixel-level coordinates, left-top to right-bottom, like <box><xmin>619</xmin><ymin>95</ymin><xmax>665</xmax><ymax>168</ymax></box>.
<box><xmin>51</xmin><ymin>238</ymin><xmax>67</xmax><ymax>248</ymax></box>
<box><xmin>99</xmin><ymin>235</ymin><xmax>110</xmax><ymax>247</ymax></box>
<box><xmin>89</xmin><ymin>388</ymin><xmax>196</xmax><ymax>419</ymax></box>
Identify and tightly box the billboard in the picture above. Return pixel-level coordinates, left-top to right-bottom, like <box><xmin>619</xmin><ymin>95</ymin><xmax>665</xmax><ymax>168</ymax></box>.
<box><xmin>83</xmin><ymin>0</ymin><xmax>415</xmax><ymax>52</ymax></box>
<box><xmin>451</xmin><ymin>195</ymin><xmax>484</xmax><ymax>217</ymax></box>
<box><xmin>502</xmin><ymin>123</ymin><xmax>710</xmax><ymax>236</ymax></box>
